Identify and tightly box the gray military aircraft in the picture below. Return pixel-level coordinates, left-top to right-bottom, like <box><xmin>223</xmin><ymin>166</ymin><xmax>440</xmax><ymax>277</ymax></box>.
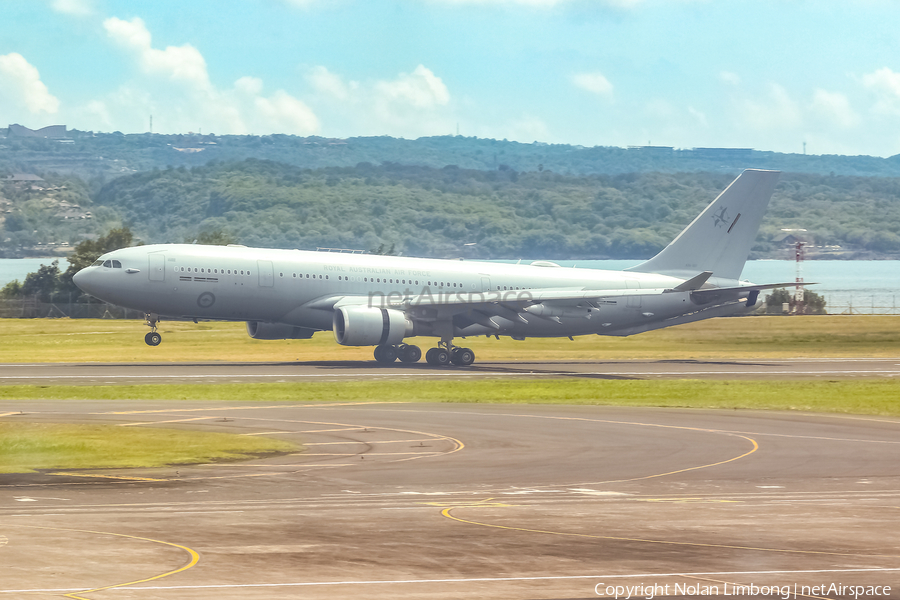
<box><xmin>74</xmin><ymin>169</ymin><xmax>786</xmax><ymax>366</ymax></box>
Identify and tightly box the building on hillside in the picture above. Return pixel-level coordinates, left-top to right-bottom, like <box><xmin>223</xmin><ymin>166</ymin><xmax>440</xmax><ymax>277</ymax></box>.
<box><xmin>8</xmin><ymin>124</ymin><xmax>68</xmax><ymax>139</ymax></box>
<box><xmin>5</xmin><ymin>173</ymin><xmax>45</xmax><ymax>183</ymax></box>
<box><xmin>689</xmin><ymin>147</ymin><xmax>753</xmax><ymax>161</ymax></box>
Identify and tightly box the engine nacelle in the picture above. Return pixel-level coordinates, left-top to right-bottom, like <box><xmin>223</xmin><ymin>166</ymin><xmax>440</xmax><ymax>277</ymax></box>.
<box><xmin>333</xmin><ymin>306</ymin><xmax>412</xmax><ymax>346</ymax></box>
<box><xmin>246</xmin><ymin>321</ymin><xmax>316</xmax><ymax>340</ymax></box>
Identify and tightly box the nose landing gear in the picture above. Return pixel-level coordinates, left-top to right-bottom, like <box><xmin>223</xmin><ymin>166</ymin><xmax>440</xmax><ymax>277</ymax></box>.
<box><xmin>144</xmin><ymin>313</ymin><xmax>162</xmax><ymax>346</ymax></box>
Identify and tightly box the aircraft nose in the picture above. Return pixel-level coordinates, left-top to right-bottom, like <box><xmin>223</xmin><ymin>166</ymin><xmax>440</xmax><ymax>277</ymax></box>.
<box><xmin>72</xmin><ymin>267</ymin><xmax>94</xmax><ymax>294</ymax></box>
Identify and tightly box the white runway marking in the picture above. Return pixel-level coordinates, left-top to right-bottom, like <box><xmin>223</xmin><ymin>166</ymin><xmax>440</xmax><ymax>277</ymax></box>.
<box><xmin>1</xmin><ymin>369</ymin><xmax>898</xmax><ymax>381</ymax></box>
<box><xmin>0</xmin><ymin>567</ymin><xmax>885</xmax><ymax>593</ymax></box>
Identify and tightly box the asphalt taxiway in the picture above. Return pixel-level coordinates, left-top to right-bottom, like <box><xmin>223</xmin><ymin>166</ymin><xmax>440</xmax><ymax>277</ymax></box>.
<box><xmin>2</xmin><ymin>399</ymin><xmax>899</xmax><ymax>599</ymax></box>
<box><xmin>1</xmin><ymin>356</ymin><xmax>899</xmax><ymax>384</ymax></box>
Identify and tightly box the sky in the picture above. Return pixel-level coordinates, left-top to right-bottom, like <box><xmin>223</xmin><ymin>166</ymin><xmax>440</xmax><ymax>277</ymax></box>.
<box><xmin>3</xmin><ymin>0</ymin><xmax>900</xmax><ymax>156</ymax></box>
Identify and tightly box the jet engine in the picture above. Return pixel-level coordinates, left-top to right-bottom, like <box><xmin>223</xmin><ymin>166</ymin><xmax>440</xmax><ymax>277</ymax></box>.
<box><xmin>246</xmin><ymin>321</ymin><xmax>316</xmax><ymax>340</ymax></box>
<box><xmin>333</xmin><ymin>306</ymin><xmax>412</xmax><ymax>346</ymax></box>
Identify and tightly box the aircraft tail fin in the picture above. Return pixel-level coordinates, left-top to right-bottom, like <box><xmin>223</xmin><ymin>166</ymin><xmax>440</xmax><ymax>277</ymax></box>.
<box><xmin>625</xmin><ymin>169</ymin><xmax>780</xmax><ymax>281</ymax></box>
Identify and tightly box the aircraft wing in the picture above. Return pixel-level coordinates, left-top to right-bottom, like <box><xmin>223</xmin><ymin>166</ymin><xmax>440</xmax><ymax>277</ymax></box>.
<box><xmin>318</xmin><ymin>287</ymin><xmax>669</xmax><ymax>310</ymax></box>
<box><xmin>689</xmin><ymin>282</ymin><xmax>809</xmax><ymax>305</ymax></box>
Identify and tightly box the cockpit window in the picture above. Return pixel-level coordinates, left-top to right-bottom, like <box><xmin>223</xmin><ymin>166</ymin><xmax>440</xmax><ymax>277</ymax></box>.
<box><xmin>112</xmin><ymin>260</ymin><xmax>122</xmax><ymax>268</ymax></box>
<box><xmin>92</xmin><ymin>260</ymin><xmax>103</xmax><ymax>266</ymax></box>
<box><xmin>102</xmin><ymin>260</ymin><xmax>112</xmax><ymax>268</ymax></box>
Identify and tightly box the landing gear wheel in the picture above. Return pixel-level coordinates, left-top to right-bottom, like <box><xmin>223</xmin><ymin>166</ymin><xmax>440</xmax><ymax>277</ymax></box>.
<box><xmin>425</xmin><ymin>347</ymin><xmax>450</xmax><ymax>366</ymax></box>
<box><xmin>450</xmin><ymin>347</ymin><xmax>475</xmax><ymax>366</ymax></box>
<box><xmin>374</xmin><ymin>344</ymin><xmax>398</xmax><ymax>364</ymax></box>
<box><xmin>144</xmin><ymin>331</ymin><xmax>162</xmax><ymax>346</ymax></box>
<box><xmin>397</xmin><ymin>344</ymin><xmax>422</xmax><ymax>363</ymax></box>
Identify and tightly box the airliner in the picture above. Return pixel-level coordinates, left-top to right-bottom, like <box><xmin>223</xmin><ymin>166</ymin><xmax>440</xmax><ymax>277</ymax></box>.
<box><xmin>73</xmin><ymin>169</ymin><xmax>787</xmax><ymax>366</ymax></box>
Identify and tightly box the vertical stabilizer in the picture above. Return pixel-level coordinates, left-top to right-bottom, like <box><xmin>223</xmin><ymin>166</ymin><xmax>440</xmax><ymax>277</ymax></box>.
<box><xmin>625</xmin><ymin>169</ymin><xmax>780</xmax><ymax>281</ymax></box>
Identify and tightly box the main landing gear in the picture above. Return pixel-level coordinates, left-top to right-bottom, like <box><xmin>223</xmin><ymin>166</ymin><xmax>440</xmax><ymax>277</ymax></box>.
<box><xmin>374</xmin><ymin>343</ymin><xmax>421</xmax><ymax>364</ymax></box>
<box><xmin>144</xmin><ymin>313</ymin><xmax>162</xmax><ymax>346</ymax></box>
<box><xmin>374</xmin><ymin>341</ymin><xmax>475</xmax><ymax>366</ymax></box>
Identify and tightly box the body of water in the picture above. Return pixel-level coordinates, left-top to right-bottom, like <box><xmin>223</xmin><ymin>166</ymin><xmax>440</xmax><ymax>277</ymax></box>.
<box><xmin>0</xmin><ymin>258</ymin><xmax>896</xmax><ymax>313</ymax></box>
<box><xmin>0</xmin><ymin>258</ymin><xmax>70</xmax><ymax>288</ymax></box>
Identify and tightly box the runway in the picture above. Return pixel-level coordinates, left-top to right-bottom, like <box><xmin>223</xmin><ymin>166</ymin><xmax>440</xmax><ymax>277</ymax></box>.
<box><xmin>2</xmin><ymin>399</ymin><xmax>899</xmax><ymax>599</ymax></box>
<box><xmin>1</xmin><ymin>356</ymin><xmax>900</xmax><ymax>384</ymax></box>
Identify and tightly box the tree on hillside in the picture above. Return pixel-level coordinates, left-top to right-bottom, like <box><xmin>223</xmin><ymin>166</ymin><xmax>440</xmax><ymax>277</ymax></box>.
<box><xmin>2</xmin><ymin>227</ymin><xmax>140</xmax><ymax>300</ymax></box>
<box><xmin>58</xmin><ymin>228</ymin><xmax>138</xmax><ymax>296</ymax></box>
<box><xmin>765</xmin><ymin>287</ymin><xmax>827</xmax><ymax>314</ymax></box>
<box><xmin>184</xmin><ymin>229</ymin><xmax>238</xmax><ymax>245</ymax></box>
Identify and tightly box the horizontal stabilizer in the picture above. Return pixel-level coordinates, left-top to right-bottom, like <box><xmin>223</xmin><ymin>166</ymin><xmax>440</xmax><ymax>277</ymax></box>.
<box><xmin>671</xmin><ymin>271</ymin><xmax>713</xmax><ymax>292</ymax></box>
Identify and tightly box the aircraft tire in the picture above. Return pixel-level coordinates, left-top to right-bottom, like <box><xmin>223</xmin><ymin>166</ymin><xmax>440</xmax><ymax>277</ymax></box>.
<box><xmin>450</xmin><ymin>347</ymin><xmax>475</xmax><ymax>366</ymax></box>
<box><xmin>425</xmin><ymin>347</ymin><xmax>450</xmax><ymax>366</ymax></box>
<box><xmin>374</xmin><ymin>345</ymin><xmax>398</xmax><ymax>364</ymax></box>
<box><xmin>398</xmin><ymin>344</ymin><xmax>422</xmax><ymax>363</ymax></box>
<box><xmin>145</xmin><ymin>331</ymin><xmax>162</xmax><ymax>346</ymax></box>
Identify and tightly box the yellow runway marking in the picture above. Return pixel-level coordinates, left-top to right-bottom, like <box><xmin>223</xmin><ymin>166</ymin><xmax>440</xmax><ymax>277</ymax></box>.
<box><xmin>639</xmin><ymin>498</ymin><xmax>741</xmax><ymax>504</ymax></box>
<box><xmin>240</xmin><ymin>431</ymin><xmax>286</xmax><ymax>436</ymax></box>
<box><xmin>0</xmin><ymin>411</ymin><xmax>21</xmax><ymax>417</ymax></box>
<box><xmin>292</xmin><ymin>452</ymin><xmax>442</xmax><ymax>456</ymax></box>
<box><xmin>441</xmin><ymin>505</ymin><xmax>899</xmax><ymax>559</ymax></box>
<box><xmin>49</xmin><ymin>472</ymin><xmax>166</xmax><ymax>482</ymax></box>
<box><xmin>6</xmin><ymin>523</ymin><xmax>199</xmax><ymax>600</ymax></box>
<box><xmin>296</xmin><ymin>427</ymin><xmax>366</xmax><ymax>433</ymax></box>
<box><xmin>118</xmin><ymin>416</ymin><xmax>218</xmax><ymax>427</ymax></box>
<box><xmin>97</xmin><ymin>401</ymin><xmax>402</xmax><ymax>415</ymax></box>
<box><xmin>302</xmin><ymin>438</ymin><xmax>448</xmax><ymax>446</ymax></box>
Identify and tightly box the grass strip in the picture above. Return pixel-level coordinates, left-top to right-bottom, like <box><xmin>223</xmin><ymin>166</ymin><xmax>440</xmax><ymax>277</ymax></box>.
<box><xmin>0</xmin><ymin>422</ymin><xmax>297</xmax><ymax>474</ymax></box>
<box><xmin>1</xmin><ymin>315</ymin><xmax>899</xmax><ymax>362</ymax></box>
<box><xmin>2</xmin><ymin>379</ymin><xmax>899</xmax><ymax>416</ymax></box>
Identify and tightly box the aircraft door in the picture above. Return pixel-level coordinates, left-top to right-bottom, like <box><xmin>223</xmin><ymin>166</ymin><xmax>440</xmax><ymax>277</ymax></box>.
<box><xmin>625</xmin><ymin>278</ymin><xmax>641</xmax><ymax>308</ymax></box>
<box><xmin>480</xmin><ymin>276</ymin><xmax>491</xmax><ymax>292</ymax></box>
<box><xmin>257</xmin><ymin>260</ymin><xmax>274</xmax><ymax>287</ymax></box>
<box><xmin>148</xmin><ymin>253</ymin><xmax>165</xmax><ymax>282</ymax></box>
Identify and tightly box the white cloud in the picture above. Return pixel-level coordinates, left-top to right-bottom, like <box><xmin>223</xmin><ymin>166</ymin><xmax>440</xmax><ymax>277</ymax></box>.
<box><xmin>739</xmin><ymin>83</ymin><xmax>801</xmax><ymax>130</ymax></box>
<box><xmin>104</xmin><ymin>17</ymin><xmax>211</xmax><ymax>90</ymax></box>
<box><xmin>422</xmin><ymin>0</ymin><xmax>642</xmax><ymax>7</ymax></box>
<box><xmin>301</xmin><ymin>64</ymin><xmax>455</xmax><ymax>138</ymax></box>
<box><xmin>254</xmin><ymin>90</ymin><xmax>320</xmax><ymax>134</ymax></box>
<box><xmin>0</xmin><ymin>53</ymin><xmax>60</xmax><ymax>115</ymax></box>
<box><xmin>810</xmin><ymin>89</ymin><xmax>859</xmax><ymax>128</ymax></box>
<box><xmin>719</xmin><ymin>71</ymin><xmax>741</xmax><ymax>86</ymax></box>
<box><xmin>375</xmin><ymin>65</ymin><xmax>449</xmax><ymax>109</ymax></box>
<box><xmin>235</xmin><ymin>76</ymin><xmax>264</xmax><ymax>96</ymax></box>
<box><xmin>51</xmin><ymin>0</ymin><xmax>93</xmax><ymax>15</ymax></box>
<box><xmin>571</xmin><ymin>72</ymin><xmax>614</xmax><ymax>98</ymax></box>
<box><xmin>307</xmin><ymin>66</ymin><xmax>355</xmax><ymax>100</ymax></box>
<box><xmin>862</xmin><ymin>67</ymin><xmax>900</xmax><ymax>115</ymax></box>
<box><xmin>687</xmin><ymin>106</ymin><xmax>708</xmax><ymax>128</ymax></box>
<box><xmin>100</xmin><ymin>17</ymin><xmax>318</xmax><ymax>135</ymax></box>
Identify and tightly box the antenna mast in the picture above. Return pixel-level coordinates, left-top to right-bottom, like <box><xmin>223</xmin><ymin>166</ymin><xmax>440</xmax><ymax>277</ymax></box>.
<box><xmin>794</xmin><ymin>240</ymin><xmax>806</xmax><ymax>314</ymax></box>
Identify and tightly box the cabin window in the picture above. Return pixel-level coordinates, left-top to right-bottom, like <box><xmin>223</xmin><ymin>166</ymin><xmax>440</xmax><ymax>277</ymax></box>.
<box><xmin>240</xmin><ymin>270</ymin><xmax>244</xmax><ymax>275</ymax></box>
<box><xmin>279</xmin><ymin>272</ymin><xmax>284</xmax><ymax>278</ymax></box>
<box><xmin>292</xmin><ymin>273</ymin><xmax>296</xmax><ymax>278</ymax></box>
